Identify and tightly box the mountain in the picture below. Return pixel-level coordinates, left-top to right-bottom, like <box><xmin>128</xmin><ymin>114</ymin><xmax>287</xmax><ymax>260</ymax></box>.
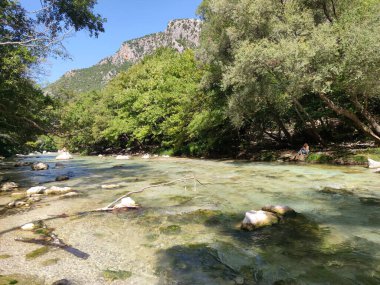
<box><xmin>45</xmin><ymin>18</ymin><xmax>202</xmax><ymax>96</ymax></box>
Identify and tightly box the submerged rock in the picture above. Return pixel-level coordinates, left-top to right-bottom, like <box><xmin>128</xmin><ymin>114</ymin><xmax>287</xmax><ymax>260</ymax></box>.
<box><xmin>241</xmin><ymin>210</ymin><xmax>279</xmax><ymax>231</ymax></box>
<box><xmin>319</xmin><ymin>186</ymin><xmax>353</xmax><ymax>195</ymax></box>
<box><xmin>55</xmin><ymin>175</ymin><xmax>69</xmax><ymax>181</ymax></box>
<box><xmin>26</xmin><ymin>186</ymin><xmax>47</xmax><ymax>195</ymax></box>
<box><xmin>261</xmin><ymin>205</ymin><xmax>296</xmax><ymax>217</ymax></box>
<box><xmin>101</xmin><ymin>184</ymin><xmax>120</xmax><ymax>189</ymax></box>
<box><xmin>60</xmin><ymin>192</ymin><xmax>80</xmax><ymax>199</ymax></box>
<box><xmin>45</xmin><ymin>186</ymin><xmax>72</xmax><ymax>195</ymax></box>
<box><xmin>56</xmin><ymin>152</ymin><xmax>73</xmax><ymax>160</ymax></box>
<box><xmin>14</xmin><ymin>161</ymin><xmax>33</xmax><ymax>167</ymax></box>
<box><xmin>31</xmin><ymin>162</ymin><xmax>49</xmax><ymax>171</ymax></box>
<box><xmin>114</xmin><ymin>197</ymin><xmax>137</xmax><ymax>208</ymax></box>
<box><xmin>1</xmin><ymin>181</ymin><xmax>19</xmax><ymax>191</ymax></box>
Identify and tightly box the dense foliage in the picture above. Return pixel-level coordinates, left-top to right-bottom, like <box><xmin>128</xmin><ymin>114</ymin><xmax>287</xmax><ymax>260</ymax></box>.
<box><xmin>58</xmin><ymin>49</ymin><xmax>236</xmax><ymax>156</ymax></box>
<box><xmin>3</xmin><ymin>0</ymin><xmax>380</xmax><ymax>157</ymax></box>
<box><xmin>197</xmin><ymin>0</ymin><xmax>380</xmax><ymax>146</ymax></box>
<box><xmin>0</xmin><ymin>0</ymin><xmax>105</xmax><ymax>156</ymax></box>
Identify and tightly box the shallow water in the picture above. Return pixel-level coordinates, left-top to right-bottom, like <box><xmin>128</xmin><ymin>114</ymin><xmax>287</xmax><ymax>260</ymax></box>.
<box><xmin>0</xmin><ymin>154</ymin><xmax>379</xmax><ymax>284</ymax></box>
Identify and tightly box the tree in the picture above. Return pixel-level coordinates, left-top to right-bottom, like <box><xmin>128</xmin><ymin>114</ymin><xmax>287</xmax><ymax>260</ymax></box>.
<box><xmin>0</xmin><ymin>0</ymin><xmax>106</xmax><ymax>155</ymax></box>
<box><xmin>198</xmin><ymin>0</ymin><xmax>380</xmax><ymax>145</ymax></box>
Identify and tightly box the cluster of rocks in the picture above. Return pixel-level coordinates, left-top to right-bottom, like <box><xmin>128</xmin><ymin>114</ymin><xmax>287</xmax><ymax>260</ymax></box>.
<box><xmin>241</xmin><ymin>205</ymin><xmax>296</xmax><ymax>231</ymax></box>
<box><xmin>26</xmin><ymin>185</ymin><xmax>78</xmax><ymax>197</ymax></box>
<box><xmin>1</xmin><ymin>181</ymin><xmax>19</xmax><ymax>192</ymax></box>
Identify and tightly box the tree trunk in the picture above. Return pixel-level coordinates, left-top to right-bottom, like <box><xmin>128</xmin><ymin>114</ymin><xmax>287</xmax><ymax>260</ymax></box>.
<box><xmin>292</xmin><ymin>98</ymin><xmax>326</xmax><ymax>146</ymax></box>
<box><xmin>351</xmin><ymin>96</ymin><xmax>380</xmax><ymax>136</ymax></box>
<box><xmin>319</xmin><ymin>93</ymin><xmax>380</xmax><ymax>143</ymax></box>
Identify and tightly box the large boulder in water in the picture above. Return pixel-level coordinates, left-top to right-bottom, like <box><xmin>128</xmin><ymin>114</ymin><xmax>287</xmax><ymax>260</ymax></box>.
<box><xmin>1</xmin><ymin>181</ymin><xmax>19</xmax><ymax>191</ymax></box>
<box><xmin>261</xmin><ymin>205</ymin><xmax>296</xmax><ymax>217</ymax></box>
<box><xmin>368</xmin><ymin>158</ymin><xmax>380</xmax><ymax>169</ymax></box>
<box><xmin>114</xmin><ymin>197</ymin><xmax>137</xmax><ymax>208</ymax></box>
<box><xmin>241</xmin><ymin>210</ymin><xmax>279</xmax><ymax>231</ymax></box>
<box><xmin>26</xmin><ymin>186</ymin><xmax>47</xmax><ymax>195</ymax></box>
<box><xmin>56</xmin><ymin>152</ymin><xmax>73</xmax><ymax>160</ymax></box>
<box><xmin>31</xmin><ymin>162</ymin><xmax>49</xmax><ymax>170</ymax></box>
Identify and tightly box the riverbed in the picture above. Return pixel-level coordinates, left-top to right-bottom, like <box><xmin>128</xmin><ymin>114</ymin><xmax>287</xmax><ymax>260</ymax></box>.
<box><xmin>0</xmin><ymin>154</ymin><xmax>379</xmax><ymax>284</ymax></box>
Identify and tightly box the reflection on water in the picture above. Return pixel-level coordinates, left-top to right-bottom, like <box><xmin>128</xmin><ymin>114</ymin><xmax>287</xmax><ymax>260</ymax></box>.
<box><xmin>0</xmin><ymin>155</ymin><xmax>379</xmax><ymax>284</ymax></box>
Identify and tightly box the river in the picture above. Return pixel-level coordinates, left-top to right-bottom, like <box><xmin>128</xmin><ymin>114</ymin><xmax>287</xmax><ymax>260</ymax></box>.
<box><xmin>0</xmin><ymin>154</ymin><xmax>379</xmax><ymax>284</ymax></box>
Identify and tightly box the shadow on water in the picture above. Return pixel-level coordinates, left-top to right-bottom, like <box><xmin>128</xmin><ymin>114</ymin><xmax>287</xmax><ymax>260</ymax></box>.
<box><xmin>155</xmin><ymin>209</ymin><xmax>380</xmax><ymax>284</ymax></box>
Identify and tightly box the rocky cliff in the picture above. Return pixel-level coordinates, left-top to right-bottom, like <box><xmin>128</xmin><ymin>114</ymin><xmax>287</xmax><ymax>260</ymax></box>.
<box><xmin>46</xmin><ymin>19</ymin><xmax>202</xmax><ymax>96</ymax></box>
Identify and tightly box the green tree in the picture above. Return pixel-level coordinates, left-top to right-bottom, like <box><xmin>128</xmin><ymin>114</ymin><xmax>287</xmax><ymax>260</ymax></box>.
<box><xmin>0</xmin><ymin>0</ymin><xmax>106</xmax><ymax>155</ymax></box>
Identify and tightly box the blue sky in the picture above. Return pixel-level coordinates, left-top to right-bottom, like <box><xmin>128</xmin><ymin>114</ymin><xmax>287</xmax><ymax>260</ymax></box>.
<box><xmin>23</xmin><ymin>0</ymin><xmax>203</xmax><ymax>85</ymax></box>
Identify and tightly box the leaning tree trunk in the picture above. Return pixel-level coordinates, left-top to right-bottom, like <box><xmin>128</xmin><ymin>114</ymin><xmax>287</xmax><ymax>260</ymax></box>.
<box><xmin>292</xmin><ymin>98</ymin><xmax>326</xmax><ymax>146</ymax></box>
<box><xmin>319</xmin><ymin>93</ymin><xmax>380</xmax><ymax>144</ymax></box>
<box><xmin>351</xmin><ymin>96</ymin><xmax>380</xmax><ymax>136</ymax></box>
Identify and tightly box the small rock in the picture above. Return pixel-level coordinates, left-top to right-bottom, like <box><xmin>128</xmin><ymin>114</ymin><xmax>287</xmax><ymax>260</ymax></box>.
<box><xmin>55</xmin><ymin>162</ymin><xmax>65</xmax><ymax>168</ymax></box>
<box><xmin>15</xmin><ymin>201</ymin><xmax>28</xmax><ymax>207</ymax></box>
<box><xmin>142</xmin><ymin>154</ymin><xmax>150</xmax><ymax>159</ymax></box>
<box><xmin>241</xmin><ymin>210</ymin><xmax>279</xmax><ymax>231</ymax></box>
<box><xmin>7</xmin><ymin>201</ymin><xmax>15</xmax><ymax>207</ymax></box>
<box><xmin>55</xmin><ymin>175</ymin><xmax>69</xmax><ymax>181</ymax></box>
<box><xmin>45</xmin><ymin>186</ymin><xmax>72</xmax><ymax>195</ymax></box>
<box><xmin>261</xmin><ymin>205</ymin><xmax>296</xmax><ymax>217</ymax></box>
<box><xmin>162</xmin><ymin>155</ymin><xmax>170</xmax><ymax>158</ymax></box>
<box><xmin>116</xmin><ymin>155</ymin><xmax>130</xmax><ymax>160</ymax></box>
<box><xmin>52</xmin><ymin>279</ymin><xmax>71</xmax><ymax>285</ymax></box>
<box><xmin>114</xmin><ymin>197</ymin><xmax>137</xmax><ymax>208</ymax></box>
<box><xmin>31</xmin><ymin>162</ymin><xmax>49</xmax><ymax>171</ymax></box>
<box><xmin>56</xmin><ymin>152</ymin><xmax>73</xmax><ymax>160</ymax></box>
<box><xmin>60</xmin><ymin>192</ymin><xmax>80</xmax><ymax>198</ymax></box>
<box><xmin>27</xmin><ymin>197</ymin><xmax>41</xmax><ymax>203</ymax></box>
<box><xmin>235</xmin><ymin>276</ymin><xmax>244</xmax><ymax>285</ymax></box>
<box><xmin>26</xmin><ymin>186</ymin><xmax>47</xmax><ymax>195</ymax></box>
<box><xmin>98</xmin><ymin>154</ymin><xmax>104</xmax><ymax>158</ymax></box>
<box><xmin>0</xmin><ymin>156</ymin><xmax>5</xmax><ymax>160</ymax></box>
<box><xmin>101</xmin><ymin>184</ymin><xmax>120</xmax><ymax>189</ymax></box>
<box><xmin>21</xmin><ymin>223</ymin><xmax>36</xmax><ymax>231</ymax></box>
<box><xmin>1</xmin><ymin>181</ymin><xmax>19</xmax><ymax>191</ymax></box>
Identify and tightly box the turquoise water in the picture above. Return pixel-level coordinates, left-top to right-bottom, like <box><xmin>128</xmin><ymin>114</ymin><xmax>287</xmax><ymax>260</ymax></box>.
<box><xmin>0</xmin><ymin>154</ymin><xmax>379</xmax><ymax>284</ymax></box>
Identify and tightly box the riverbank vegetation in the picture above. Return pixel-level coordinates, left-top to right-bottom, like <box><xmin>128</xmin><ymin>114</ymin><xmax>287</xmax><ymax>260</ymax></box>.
<box><xmin>1</xmin><ymin>0</ymin><xmax>380</xmax><ymax>160</ymax></box>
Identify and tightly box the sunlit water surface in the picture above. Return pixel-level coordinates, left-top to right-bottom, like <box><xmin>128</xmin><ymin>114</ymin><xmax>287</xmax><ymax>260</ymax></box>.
<box><xmin>0</xmin><ymin>154</ymin><xmax>379</xmax><ymax>284</ymax></box>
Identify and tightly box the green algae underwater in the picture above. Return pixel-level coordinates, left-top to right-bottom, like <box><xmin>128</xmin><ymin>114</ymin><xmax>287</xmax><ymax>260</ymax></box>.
<box><xmin>0</xmin><ymin>154</ymin><xmax>379</xmax><ymax>284</ymax></box>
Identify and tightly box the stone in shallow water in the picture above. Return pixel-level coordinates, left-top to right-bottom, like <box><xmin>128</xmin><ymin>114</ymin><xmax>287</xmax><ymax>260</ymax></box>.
<box><xmin>45</xmin><ymin>186</ymin><xmax>72</xmax><ymax>195</ymax></box>
<box><xmin>101</xmin><ymin>184</ymin><xmax>120</xmax><ymax>189</ymax></box>
<box><xmin>51</xmin><ymin>279</ymin><xmax>71</xmax><ymax>285</ymax></box>
<box><xmin>241</xmin><ymin>210</ymin><xmax>279</xmax><ymax>231</ymax></box>
<box><xmin>261</xmin><ymin>205</ymin><xmax>296</xmax><ymax>217</ymax></box>
<box><xmin>31</xmin><ymin>162</ymin><xmax>49</xmax><ymax>170</ymax></box>
<box><xmin>55</xmin><ymin>175</ymin><xmax>69</xmax><ymax>181</ymax></box>
<box><xmin>102</xmin><ymin>270</ymin><xmax>132</xmax><ymax>281</ymax></box>
<box><xmin>114</xmin><ymin>197</ymin><xmax>137</xmax><ymax>208</ymax></box>
<box><xmin>26</xmin><ymin>186</ymin><xmax>47</xmax><ymax>195</ymax></box>
<box><xmin>21</xmin><ymin>223</ymin><xmax>36</xmax><ymax>231</ymax></box>
<box><xmin>0</xmin><ymin>181</ymin><xmax>18</xmax><ymax>191</ymax></box>
<box><xmin>319</xmin><ymin>186</ymin><xmax>354</xmax><ymax>195</ymax></box>
<box><xmin>56</xmin><ymin>152</ymin><xmax>73</xmax><ymax>160</ymax></box>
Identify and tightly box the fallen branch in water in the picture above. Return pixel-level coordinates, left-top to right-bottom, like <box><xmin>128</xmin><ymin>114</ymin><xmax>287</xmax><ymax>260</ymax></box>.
<box><xmin>0</xmin><ymin>175</ymin><xmax>203</xmax><ymax>237</ymax></box>
<box><xmin>95</xmin><ymin>175</ymin><xmax>201</xmax><ymax>212</ymax></box>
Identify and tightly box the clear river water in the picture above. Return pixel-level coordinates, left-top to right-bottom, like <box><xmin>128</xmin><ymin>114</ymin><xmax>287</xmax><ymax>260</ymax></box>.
<box><xmin>0</xmin><ymin>154</ymin><xmax>379</xmax><ymax>284</ymax></box>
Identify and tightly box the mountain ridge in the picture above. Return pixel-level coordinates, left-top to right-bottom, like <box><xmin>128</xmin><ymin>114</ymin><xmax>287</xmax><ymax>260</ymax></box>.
<box><xmin>45</xmin><ymin>18</ymin><xmax>202</xmax><ymax>96</ymax></box>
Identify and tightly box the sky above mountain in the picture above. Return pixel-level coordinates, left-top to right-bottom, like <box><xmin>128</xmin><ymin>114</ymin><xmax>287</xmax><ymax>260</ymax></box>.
<box><xmin>21</xmin><ymin>0</ymin><xmax>202</xmax><ymax>85</ymax></box>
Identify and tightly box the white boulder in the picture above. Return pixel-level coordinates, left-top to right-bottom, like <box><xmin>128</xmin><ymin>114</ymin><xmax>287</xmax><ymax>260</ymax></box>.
<box><xmin>21</xmin><ymin>223</ymin><xmax>36</xmax><ymax>231</ymax></box>
<box><xmin>116</xmin><ymin>155</ymin><xmax>130</xmax><ymax>160</ymax></box>
<box><xmin>45</xmin><ymin>186</ymin><xmax>72</xmax><ymax>195</ymax></box>
<box><xmin>1</xmin><ymin>181</ymin><xmax>19</xmax><ymax>191</ymax></box>
<box><xmin>26</xmin><ymin>186</ymin><xmax>47</xmax><ymax>195</ymax></box>
<box><xmin>56</xmin><ymin>152</ymin><xmax>73</xmax><ymax>160</ymax></box>
<box><xmin>368</xmin><ymin>158</ymin><xmax>380</xmax><ymax>169</ymax></box>
<box><xmin>241</xmin><ymin>210</ymin><xmax>279</xmax><ymax>231</ymax></box>
<box><xmin>31</xmin><ymin>162</ymin><xmax>49</xmax><ymax>170</ymax></box>
<box><xmin>114</xmin><ymin>197</ymin><xmax>137</xmax><ymax>208</ymax></box>
<box><xmin>142</xmin><ymin>154</ymin><xmax>150</xmax><ymax>159</ymax></box>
